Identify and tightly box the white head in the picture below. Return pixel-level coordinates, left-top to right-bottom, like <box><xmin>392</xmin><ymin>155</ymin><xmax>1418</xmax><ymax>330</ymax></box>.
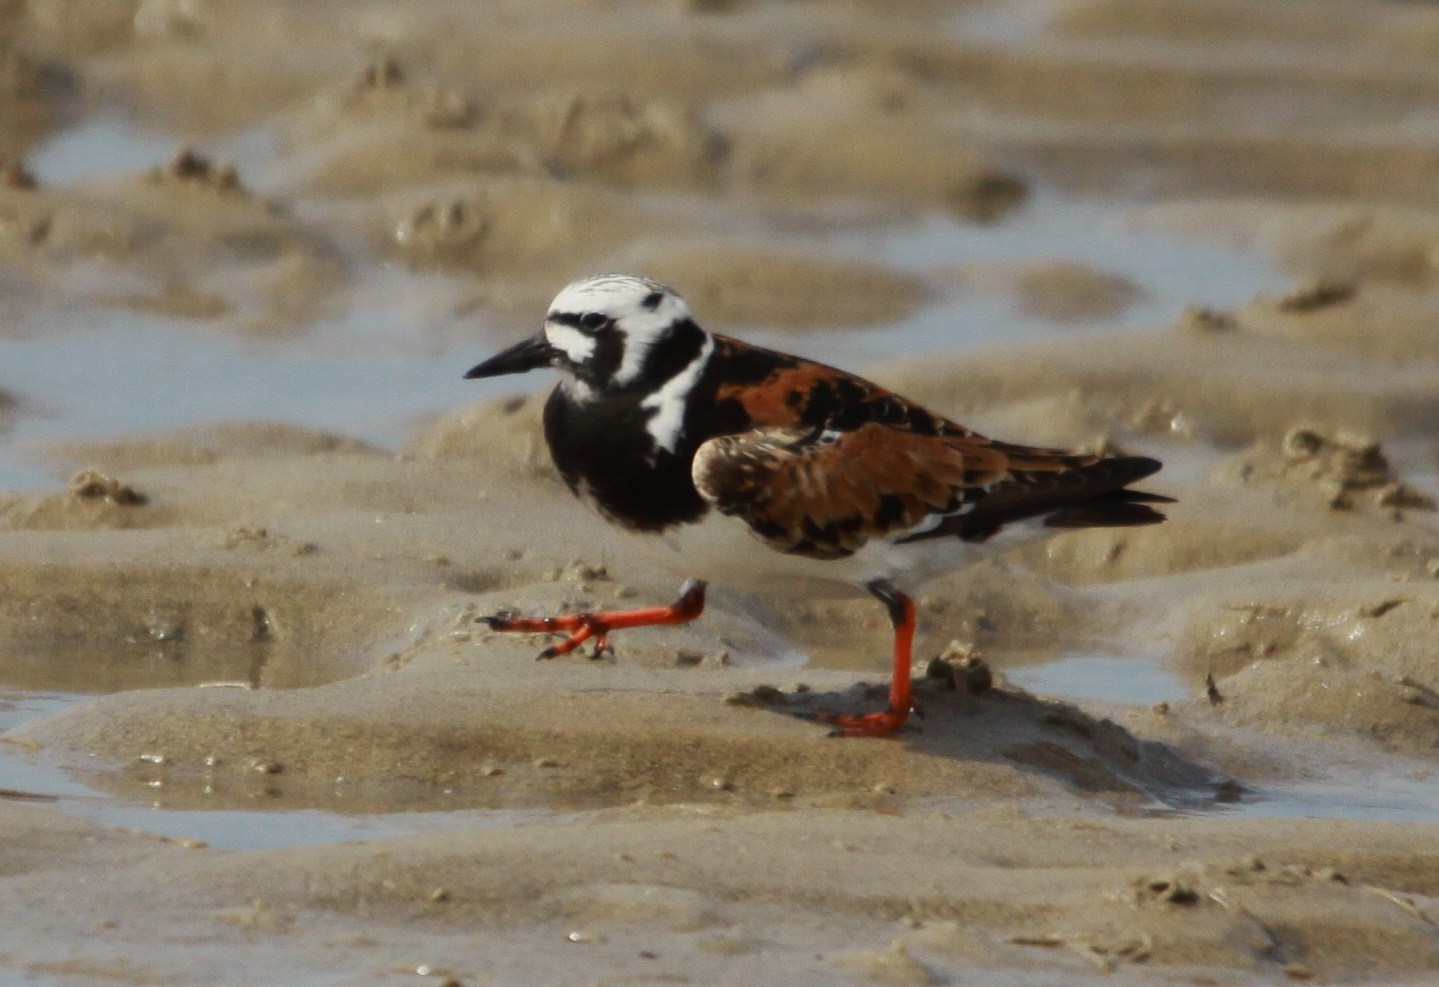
<box><xmin>542</xmin><ymin>274</ymin><xmax>701</xmax><ymax>392</ymax></box>
<box><xmin>465</xmin><ymin>274</ymin><xmax>711</xmax><ymax>400</ymax></box>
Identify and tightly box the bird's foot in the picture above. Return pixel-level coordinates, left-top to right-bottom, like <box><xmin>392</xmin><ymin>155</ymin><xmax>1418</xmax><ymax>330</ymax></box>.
<box><xmin>800</xmin><ymin>703</ymin><xmax>916</xmax><ymax>738</ymax></box>
<box><xmin>478</xmin><ymin>610</ymin><xmax>617</xmax><ymax>659</ymax></box>
<box><xmin>478</xmin><ymin>581</ymin><xmax>707</xmax><ymax>661</ymax></box>
<box><xmin>790</xmin><ymin>581</ymin><xmax>920</xmax><ymax>738</ymax></box>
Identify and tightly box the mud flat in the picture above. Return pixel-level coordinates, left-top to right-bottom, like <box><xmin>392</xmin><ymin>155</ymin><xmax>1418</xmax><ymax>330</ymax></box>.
<box><xmin>3</xmin><ymin>1</ymin><xmax>1439</xmax><ymax>984</ymax></box>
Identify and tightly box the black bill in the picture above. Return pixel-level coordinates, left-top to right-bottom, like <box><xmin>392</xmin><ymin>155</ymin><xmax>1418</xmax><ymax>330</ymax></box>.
<box><xmin>463</xmin><ymin>333</ymin><xmax>557</xmax><ymax>379</ymax></box>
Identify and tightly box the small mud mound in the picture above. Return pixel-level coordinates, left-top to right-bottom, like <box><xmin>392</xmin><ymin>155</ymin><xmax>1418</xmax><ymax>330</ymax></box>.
<box><xmin>12</xmin><ymin>643</ymin><xmax>1226</xmax><ymax>818</ymax></box>
<box><xmin>1230</xmin><ymin>426</ymin><xmax>1436</xmax><ymax>515</ymax></box>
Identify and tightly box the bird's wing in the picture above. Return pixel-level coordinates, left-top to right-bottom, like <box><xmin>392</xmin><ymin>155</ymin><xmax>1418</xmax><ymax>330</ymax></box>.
<box><xmin>693</xmin><ymin>343</ymin><xmax>1168</xmax><ymax>559</ymax></box>
<box><xmin>692</xmin><ymin>420</ymin><xmax>1117</xmax><ymax>559</ymax></box>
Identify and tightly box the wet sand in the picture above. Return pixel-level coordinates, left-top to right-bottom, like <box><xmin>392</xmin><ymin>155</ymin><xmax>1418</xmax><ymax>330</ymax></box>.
<box><xmin>3</xmin><ymin>1</ymin><xmax>1439</xmax><ymax>984</ymax></box>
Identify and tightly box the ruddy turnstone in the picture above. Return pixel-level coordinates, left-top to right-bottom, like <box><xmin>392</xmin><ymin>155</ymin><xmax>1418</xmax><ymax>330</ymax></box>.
<box><xmin>466</xmin><ymin>274</ymin><xmax>1172</xmax><ymax>736</ymax></box>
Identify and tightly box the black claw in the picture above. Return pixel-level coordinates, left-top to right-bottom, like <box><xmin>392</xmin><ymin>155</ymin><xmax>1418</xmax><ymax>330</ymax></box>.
<box><xmin>478</xmin><ymin>608</ymin><xmax>519</xmax><ymax>628</ymax></box>
<box><xmin>536</xmin><ymin>646</ymin><xmax>559</xmax><ymax>661</ymax></box>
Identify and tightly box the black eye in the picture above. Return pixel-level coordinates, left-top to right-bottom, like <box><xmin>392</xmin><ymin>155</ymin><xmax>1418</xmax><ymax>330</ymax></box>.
<box><xmin>579</xmin><ymin>312</ymin><xmax>607</xmax><ymax>332</ymax></box>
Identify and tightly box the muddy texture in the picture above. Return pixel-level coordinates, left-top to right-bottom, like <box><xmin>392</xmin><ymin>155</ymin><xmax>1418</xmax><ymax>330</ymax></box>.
<box><xmin>3</xmin><ymin>2</ymin><xmax>1439</xmax><ymax>986</ymax></box>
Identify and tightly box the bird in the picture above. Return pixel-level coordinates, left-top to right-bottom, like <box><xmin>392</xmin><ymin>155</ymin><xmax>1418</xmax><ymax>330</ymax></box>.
<box><xmin>465</xmin><ymin>273</ymin><xmax>1173</xmax><ymax>736</ymax></box>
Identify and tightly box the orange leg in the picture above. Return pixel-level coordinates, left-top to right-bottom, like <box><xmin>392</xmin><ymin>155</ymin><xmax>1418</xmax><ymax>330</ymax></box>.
<box><xmin>807</xmin><ymin>580</ymin><xmax>916</xmax><ymax>737</ymax></box>
<box><xmin>480</xmin><ymin>580</ymin><xmax>707</xmax><ymax>660</ymax></box>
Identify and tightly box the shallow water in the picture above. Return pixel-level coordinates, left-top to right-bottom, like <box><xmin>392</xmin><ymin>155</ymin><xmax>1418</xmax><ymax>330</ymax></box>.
<box><xmin>0</xmin><ymin>971</ymin><xmax>67</xmax><ymax>987</ymax></box>
<box><xmin>1007</xmin><ymin>650</ymin><xmax>1190</xmax><ymax>707</ymax></box>
<box><xmin>809</xmin><ymin>195</ymin><xmax>1283</xmax><ymax>363</ymax></box>
<box><xmin>0</xmin><ymin>691</ymin><xmax>566</xmax><ymax>850</ymax></box>
<box><xmin>26</xmin><ymin>113</ymin><xmax>180</xmax><ymax>186</ymax></box>
<box><xmin>8</xmin><ymin>668</ymin><xmax>1439</xmax><ymax>848</ymax></box>
<box><xmin>0</xmin><ymin>111</ymin><xmax>1286</xmax><ymax>494</ymax></box>
<box><xmin>1</xmin><ymin>108</ymin><xmax>1404</xmax><ymax>857</ymax></box>
<box><xmin>0</xmin><ymin>296</ymin><xmax>500</xmax><ymax>490</ymax></box>
<box><xmin>1008</xmin><ymin>654</ymin><xmax>1439</xmax><ymax>825</ymax></box>
<box><xmin>1231</xmin><ymin>766</ymin><xmax>1439</xmax><ymax>825</ymax></box>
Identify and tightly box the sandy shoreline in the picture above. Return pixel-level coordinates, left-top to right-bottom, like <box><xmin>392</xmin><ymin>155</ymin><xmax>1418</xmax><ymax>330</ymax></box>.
<box><xmin>3</xmin><ymin>1</ymin><xmax>1439</xmax><ymax>984</ymax></box>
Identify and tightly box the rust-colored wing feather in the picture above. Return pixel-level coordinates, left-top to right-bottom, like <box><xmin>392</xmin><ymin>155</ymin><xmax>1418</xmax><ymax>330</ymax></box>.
<box><xmin>692</xmin><ymin>422</ymin><xmax>1108</xmax><ymax>559</ymax></box>
<box><xmin>693</xmin><ymin>424</ymin><xmax>954</xmax><ymax>559</ymax></box>
<box><xmin>693</xmin><ymin>343</ymin><xmax>1169</xmax><ymax>559</ymax></box>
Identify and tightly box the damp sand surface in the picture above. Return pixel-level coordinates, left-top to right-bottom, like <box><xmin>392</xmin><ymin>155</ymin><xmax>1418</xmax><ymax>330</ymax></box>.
<box><xmin>4</xmin><ymin>2</ymin><xmax>1439</xmax><ymax>985</ymax></box>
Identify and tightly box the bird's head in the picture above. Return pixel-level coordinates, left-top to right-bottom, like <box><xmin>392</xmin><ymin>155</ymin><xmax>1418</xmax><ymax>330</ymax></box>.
<box><xmin>464</xmin><ymin>274</ymin><xmax>710</xmax><ymax>399</ymax></box>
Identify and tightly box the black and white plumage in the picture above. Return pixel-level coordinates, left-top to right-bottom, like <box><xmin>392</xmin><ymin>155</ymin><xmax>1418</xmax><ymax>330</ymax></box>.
<box><xmin>465</xmin><ymin>274</ymin><xmax>1172</xmax><ymax>736</ymax></box>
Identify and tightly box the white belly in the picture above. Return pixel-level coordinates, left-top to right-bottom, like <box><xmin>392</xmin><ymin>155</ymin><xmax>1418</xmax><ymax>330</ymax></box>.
<box><xmin>630</xmin><ymin>509</ymin><xmax>1007</xmax><ymax>598</ymax></box>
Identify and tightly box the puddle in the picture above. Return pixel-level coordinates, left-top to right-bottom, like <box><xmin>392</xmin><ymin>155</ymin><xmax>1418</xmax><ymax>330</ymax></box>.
<box><xmin>799</xmin><ymin>193</ymin><xmax>1286</xmax><ymax>364</ymax></box>
<box><xmin>1006</xmin><ymin>651</ymin><xmax>1190</xmax><ymax>707</ymax></box>
<box><xmin>0</xmin><ymin>110</ymin><xmax>497</xmax><ymax>490</ymax></box>
<box><xmin>1230</xmin><ymin>768</ymin><xmax>1439</xmax><ymax>825</ymax></box>
<box><xmin>0</xmin><ymin>297</ymin><xmax>509</xmax><ymax>492</ymax></box>
<box><xmin>1</xmin><ymin>109</ymin><xmax>1290</xmax><ymax>494</ymax></box>
<box><xmin>0</xmin><ymin>972</ymin><xmax>69</xmax><ymax>987</ymax></box>
<box><xmin>0</xmin><ymin>194</ymin><xmax>1286</xmax><ymax>494</ymax></box>
<box><xmin>0</xmin><ymin>691</ymin><xmax>564</xmax><ymax>850</ymax></box>
<box><xmin>1217</xmin><ymin>740</ymin><xmax>1439</xmax><ymax>826</ymax></box>
<box><xmin>952</xmin><ymin>0</ymin><xmax>1058</xmax><ymax>46</ymax></box>
<box><xmin>1000</xmin><ymin>653</ymin><xmax>1439</xmax><ymax>825</ymax></box>
<box><xmin>26</xmin><ymin>113</ymin><xmax>180</xmax><ymax>186</ymax></box>
<box><xmin>0</xmin><ymin>693</ymin><xmax>94</xmax><ymax>800</ymax></box>
<box><xmin>86</xmin><ymin>803</ymin><xmax>564</xmax><ymax>851</ymax></box>
<box><xmin>28</xmin><ymin>110</ymin><xmax>285</xmax><ymax>191</ymax></box>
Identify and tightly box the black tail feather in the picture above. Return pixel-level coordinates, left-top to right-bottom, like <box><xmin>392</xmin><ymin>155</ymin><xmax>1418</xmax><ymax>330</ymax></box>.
<box><xmin>1043</xmin><ymin>488</ymin><xmax>1172</xmax><ymax>529</ymax></box>
<box><xmin>899</xmin><ymin>456</ymin><xmax>1173</xmax><ymax>545</ymax></box>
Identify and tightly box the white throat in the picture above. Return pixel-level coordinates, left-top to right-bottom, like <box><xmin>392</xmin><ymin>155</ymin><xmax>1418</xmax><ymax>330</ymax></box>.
<box><xmin>640</xmin><ymin>334</ymin><xmax>714</xmax><ymax>454</ymax></box>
